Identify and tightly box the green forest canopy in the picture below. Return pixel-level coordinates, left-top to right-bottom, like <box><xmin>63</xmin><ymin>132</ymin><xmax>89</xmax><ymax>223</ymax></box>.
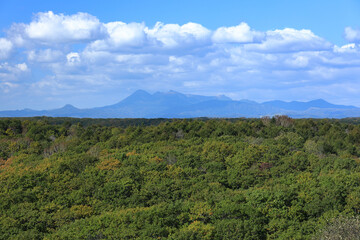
<box><xmin>1</xmin><ymin>116</ymin><xmax>360</xmax><ymax>239</ymax></box>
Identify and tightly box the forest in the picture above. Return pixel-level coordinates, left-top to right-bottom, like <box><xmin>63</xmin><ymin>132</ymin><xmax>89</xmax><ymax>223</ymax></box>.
<box><xmin>1</xmin><ymin>116</ymin><xmax>360</xmax><ymax>239</ymax></box>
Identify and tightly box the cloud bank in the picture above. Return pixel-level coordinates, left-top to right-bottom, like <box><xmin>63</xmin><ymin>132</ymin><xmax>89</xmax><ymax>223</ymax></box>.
<box><xmin>25</xmin><ymin>11</ymin><xmax>105</xmax><ymax>44</ymax></box>
<box><xmin>1</xmin><ymin>11</ymin><xmax>360</xmax><ymax>110</ymax></box>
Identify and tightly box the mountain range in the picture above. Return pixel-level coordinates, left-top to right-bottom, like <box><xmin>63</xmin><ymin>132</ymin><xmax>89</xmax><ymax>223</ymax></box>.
<box><xmin>1</xmin><ymin>90</ymin><xmax>360</xmax><ymax>118</ymax></box>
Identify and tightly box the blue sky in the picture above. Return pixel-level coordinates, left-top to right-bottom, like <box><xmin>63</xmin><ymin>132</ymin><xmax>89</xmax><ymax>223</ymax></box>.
<box><xmin>1</xmin><ymin>0</ymin><xmax>360</xmax><ymax>110</ymax></box>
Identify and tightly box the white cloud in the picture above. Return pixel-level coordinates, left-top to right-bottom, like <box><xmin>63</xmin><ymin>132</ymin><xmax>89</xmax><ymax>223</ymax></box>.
<box><xmin>89</xmin><ymin>21</ymin><xmax>211</xmax><ymax>51</ymax></box>
<box><xmin>146</xmin><ymin>22</ymin><xmax>211</xmax><ymax>48</ymax></box>
<box><xmin>0</xmin><ymin>82</ymin><xmax>19</xmax><ymax>93</ymax></box>
<box><xmin>0</xmin><ymin>62</ymin><xmax>28</xmax><ymax>73</ymax></box>
<box><xmin>24</xmin><ymin>11</ymin><xmax>105</xmax><ymax>44</ymax></box>
<box><xmin>82</xmin><ymin>50</ymin><xmax>114</xmax><ymax>64</ymax></box>
<box><xmin>16</xmin><ymin>63</ymin><xmax>28</xmax><ymax>71</ymax></box>
<box><xmin>333</xmin><ymin>43</ymin><xmax>357</xmax><ymax>53</ymax></box>
<box><xmin>89</xmin><ymin>22</ymin><xmax>146</xmax><ymax>50</ymax></box>
<box><xmin>28</xmin><ymin>48</ymin><xmax>64</xmax><ymax>62</ymax></box>
<box><xmin>285</xmin><ymin>55</ymin><xmax>309</xmax><ymax>68</ymax></box>
<box><xmin>0</xmin><ymin>38</ymin><xmax>13</xmax><ymax>60</ymax></box>
<box><xmin>345</xmin><ymin>27</ymin><xmax>360</xmax><ymax>43</ymax></box>
<box><xmin>66</xmin><ymin>52</ymin><xmax>81</xmax><ymax>65</ymax></box>
<box><xmin>0</xmin><ymin>62</ymin><xmax>29</xmax><ymax>84</ymax></box>
<box><xmin>212</xmin><ymin>22</ymin><xmax>264</xmax><ymax>43</ymax></box>
<box><xmin>245</xmin><ymin>28</ymin><xmax>332</xmax><ymax>52</ymax></box>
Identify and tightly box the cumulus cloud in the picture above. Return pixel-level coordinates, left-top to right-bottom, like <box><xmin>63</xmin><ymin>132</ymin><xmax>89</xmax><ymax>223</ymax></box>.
<box><xmin>0</xmin><ymin>38</ymin><xmax>13</xmax><ymax>60</ymax></box>
<box><xmin>23</xmin><ymin>11</ymin><xmax>105</xmax><ymax>44</ymax></box>
<box><xmin>344</xmin><ymin>27</ymin><xmax>360</xmax><ymax>43</ymax></box>
<box><xmin>146</xmin><ymin>22</ymin><xmax>211</xmax><ymax>48</ymax></box>
<box><xmin>66</xmin><ymin>52</ymin><xmax>81</xmax><ymax>65</ymax></box>
<box><xmin>245</xmin><ymin>28</ymin><xmax>332</xmax><ymax>52</ymax></box>
<box><xmin>16</xmin><ymin>63</ymin><xmax>28</xmax><ymax>71</ymax></box>
<box><xmin>89</xmin><ymin>22</ymin><xmax>146</xmax><ymax>50</ymax></box>
<box><xmin>89</xmin><ymin>21</ymin><xmax>211</xmax><ymax>51</ymax></box>
<box><xmin>212</xmin><ymin>22</ymin><xmax>264</xmax><ymax>43</ymax></box>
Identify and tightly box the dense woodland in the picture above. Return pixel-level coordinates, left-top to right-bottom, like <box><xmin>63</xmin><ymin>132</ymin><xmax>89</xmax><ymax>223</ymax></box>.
<box><xmin>1</xmin><ymin>116</ymin><xmax>360</xmax><ymax>239</ymax></box>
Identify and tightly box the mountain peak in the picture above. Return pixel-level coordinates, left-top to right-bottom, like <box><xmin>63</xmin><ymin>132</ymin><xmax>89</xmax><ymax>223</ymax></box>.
<box><xmin>61</xmin><ymin>104</ymin><xmax>77</xmax><ymax>110</ymax></box>
<box><xmin>217</xmin><ymin>94</ymin><xmax>232</xmax><ymax>101</ymax></box>
<box><xmin>154</xmin><ymin>90</ymin><xmax>183</xmax><ymax>96</ymax></box>
<box><xmin>132</xmin><ymin>89</ymin><xmax>151</xmax><ymax>96</ymax></box>
<box><xmin>123</xmin><ymin>90</ymin><xmax>152</xmax><ymax>99</ymax></box>
<box><xmin>309</xmin><ymin>99</ymin><xmax>328</xmax><ymax>104</ymax></box>
<box><xmin>112</xmin><ymin>90</ymin><xmax>152</xmax><ymax>107</ymax></box>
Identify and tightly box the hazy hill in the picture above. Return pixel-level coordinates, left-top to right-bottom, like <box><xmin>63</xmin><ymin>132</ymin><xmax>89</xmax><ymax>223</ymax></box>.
<box><xmin>1</xmin><ymin>90</ymin><xmax>359</xmax><ymax>118</ymax></box>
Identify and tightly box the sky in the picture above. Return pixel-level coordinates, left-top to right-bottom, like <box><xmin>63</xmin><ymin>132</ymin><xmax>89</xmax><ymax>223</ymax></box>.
<box><xmin>1</xmin><ymin>0</ymin><xmax>360</xmax><ymax>110</ymax></box>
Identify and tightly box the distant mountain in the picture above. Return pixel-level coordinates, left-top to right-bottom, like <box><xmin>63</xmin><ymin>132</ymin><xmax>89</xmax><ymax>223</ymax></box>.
<box><xmin>262</xmin><ymin>99</ymin><xmax>356</xmax><ymax>111</ymax></box>
<box><xmin>1</xmin><ymin>90</ymin><xmax>360</xmax><ymax>118</ymax></box>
